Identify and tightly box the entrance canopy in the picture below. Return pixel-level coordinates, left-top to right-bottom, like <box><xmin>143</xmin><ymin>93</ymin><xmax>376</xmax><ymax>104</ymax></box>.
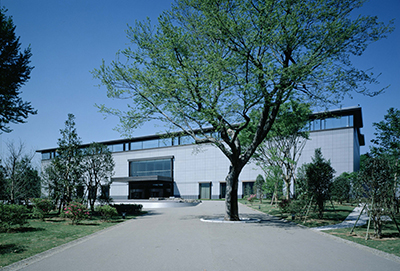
<box><xmin>112</xmin><ymin>175</ymin><xmax>172</xmax><ymax>183</ymax></box>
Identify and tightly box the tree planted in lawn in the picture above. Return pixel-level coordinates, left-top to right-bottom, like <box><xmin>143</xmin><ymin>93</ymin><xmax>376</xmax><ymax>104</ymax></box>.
<box><xmin>2</xmin><ymin>141</ymin><xmax>41</xmax><ymax>204</ymax></box>
<box><xmin>302</xmin><ymin>148</ymin><xmax>335</xmax><ymax>218</ymax></box>
<box><xmin>82</xmin><ymin>143</ymin><xmax>115</xmax><ymax>211</ymax></box>
<box><xmin>45</xmin><ymin>114</ymin><xmax>83</xmax><ymax>212</ymax></box>
<box><xmin>93</xmin><ymin>0</ymin><xmax>392</xmax><ymax>220</ymax></box>
<box><xmin>247</xmin><ymin>100</ymin><xmax>311</xmax><ymax>200</ymax></box>
<box><xmin>371</xmin><ymin>108</ymin><xmax>400</xmax><ymax>212</ymax></box>
<box><xmin>354</xmin><ymin>155</ymin><xmax>397</xmax><ymax>238</ymax></box>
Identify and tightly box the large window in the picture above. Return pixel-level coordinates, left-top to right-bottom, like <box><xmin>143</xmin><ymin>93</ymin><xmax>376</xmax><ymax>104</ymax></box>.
<box><xmin>129</xmin><ymin>159</ymin><xmax>172</xmax><ymax>177</ymax></box>
<box><xmin>308</xmin><ymin>115</ymin><xmax>354</xmax><ymax>131</ymax></box>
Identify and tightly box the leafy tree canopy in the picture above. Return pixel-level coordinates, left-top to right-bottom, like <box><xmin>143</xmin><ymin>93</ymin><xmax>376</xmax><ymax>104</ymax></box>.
<box><xmin>354</xmin><ymin>155</ymin><xmax>397</xmax><ymax>238</ymax></box>
<box><xmin>0</xmin><ymin>8</ymin><xmax>36</xmax><ymax>133</ymax></box>
<box><xmin>82</xmin><ymin>142</ymin><xmax>115</xmax><ymax>211</ymax></box>
<box><xmin>371</xmin><ymin>107</ymin><xmax>400</xmax><ymax>158</ymax></box>
<box><xmin>93</xmin><ymin>0</ymin><xmax>393</xmax><ymax>220</ymax></box>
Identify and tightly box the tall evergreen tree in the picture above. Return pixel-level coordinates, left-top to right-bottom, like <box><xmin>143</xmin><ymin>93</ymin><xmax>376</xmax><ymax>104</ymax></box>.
<box><xmin>50</xmin><ymin>114</ymin><xmax>83</xmax><ymax>210</ymax></box>
<box><xmin>304</xmin><ymin>148</ymin><xmax>335</xmax><ymax>218</ymax></box>
<box><xmin>0</xmin><ymin>8</ymin><xmax>36</xmax><ymax>133</ymax></box>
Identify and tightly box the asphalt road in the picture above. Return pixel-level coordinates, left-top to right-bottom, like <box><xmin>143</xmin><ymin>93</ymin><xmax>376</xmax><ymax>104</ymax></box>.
<box><xmin>4</xmin><ymin>201</ymin><xmax>400</xmax><ymax>271</ymax></box>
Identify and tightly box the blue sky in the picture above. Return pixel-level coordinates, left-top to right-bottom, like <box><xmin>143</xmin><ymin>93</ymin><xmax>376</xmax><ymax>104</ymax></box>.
<box><xmin>1</xmin><ymin>0</ymin><xmax>399</xmax><ymax>164</ymax></box>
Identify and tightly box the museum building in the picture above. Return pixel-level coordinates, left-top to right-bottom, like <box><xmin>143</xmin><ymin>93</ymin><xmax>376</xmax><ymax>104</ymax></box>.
<box><xmin>38</xmin><ymin>106</ymin><xmax>364</xmax><ymax>200</ymax></box>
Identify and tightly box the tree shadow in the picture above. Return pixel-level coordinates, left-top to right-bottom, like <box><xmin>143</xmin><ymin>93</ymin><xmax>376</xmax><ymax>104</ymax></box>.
<box><xmin>137</xmin><ymin>210</ymin><xmax>161</xmax><ymax>217</ymax></box>
<box><xmin>45</xmin><ymin>219</ymin><xmax>65</xmax><ymax>223</ymax></box>
<box><xmin>6</xmin><ymin>227</ymin><xmax>45</xmax><ymax>233</ymax></box>
<box><xmin>75</xmin><ymin>222</ymin><xmax>101</xmax><ymax>226</ymax></box>
<box><xmin>181</xmin><ymin>213</ymin><xmax>300</xmax><ymax>229</ymax></box>
<box><xmin>0</xmin><ymin>244</ymin><xmax>26</xmax><ymax>254</ymax></box>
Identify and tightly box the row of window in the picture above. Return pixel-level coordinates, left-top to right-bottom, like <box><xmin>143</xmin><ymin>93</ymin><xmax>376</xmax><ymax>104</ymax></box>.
<box><xmin>107</xmin><ymin>135</ymin><xmax>196</xmax><ymax>153</ymax></box>
<box><xmin>41</xmin><ymin>135</ymin><xmax>199</xmax><ymax>160</ymax></box>
<box><xmin>41</xmin><ymin>116</ymin><xmax>353</xmax><ymax>160</ymax></box>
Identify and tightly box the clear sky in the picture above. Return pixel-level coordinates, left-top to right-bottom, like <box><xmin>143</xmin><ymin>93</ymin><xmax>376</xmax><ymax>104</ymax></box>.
<box><xmin>1</xmin><ymin>0</ymin><xmax>399</xmax><ymax>166</ymax></box>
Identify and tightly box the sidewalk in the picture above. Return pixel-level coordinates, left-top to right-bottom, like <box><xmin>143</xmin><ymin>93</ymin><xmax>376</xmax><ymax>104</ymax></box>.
<box><xmin>313</xmin><ymin>204</ymin><xmax>370</xmax><ymax>231</ymax></box>
<box><xmin>3</xmin><ymin>201</ymin><xmax>400</xmax><ymax>271</ymax></box>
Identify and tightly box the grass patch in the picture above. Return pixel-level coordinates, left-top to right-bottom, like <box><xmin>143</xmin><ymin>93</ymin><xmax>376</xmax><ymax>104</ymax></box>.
<box><xmin>325</xmin><ymin>214</ymin><xmax>400</xmax><ymax>257</ymax></box>
<box><xmin>0</xmin><ymin>213</ymin><xmax>142</xmax><ymax>268</ymax></box>
<box><xmin>240</xmin><ymin>199</ymin><xmax>400</xmax><ymax>257</ymax></box>
<box><xmin>240</xmin><ymin>199</ymin><xmax>354</xmax><ymax>227</ymax></box>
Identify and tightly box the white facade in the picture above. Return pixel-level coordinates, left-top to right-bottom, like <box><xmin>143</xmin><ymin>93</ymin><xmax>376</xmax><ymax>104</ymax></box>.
<box><xmin>110</xmin><ymin>142</ymin><xmax>263</xmax><ymax>200</ymax></box>
<box><xmin>300</xmin><ymin>128</ymin><xmax>357</xmax><ymax>175</ymax></box>
<box><xmin>38</xmin><ymin>106</ymin><xmax>364</xmax><ymax>200</ymax></box>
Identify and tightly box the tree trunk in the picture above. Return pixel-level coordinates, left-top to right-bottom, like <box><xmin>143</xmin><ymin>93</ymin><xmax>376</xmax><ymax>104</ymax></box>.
<box><xmin>394</xmin><ymin>159</ymin><xmax>399</xmax><ymax>214</ymax></box>
<box><xmin>374</xmin><ymin>216</ymin><xmax>382</xmax><ymax>238</ymax></box>
<box><xmin>90</xmin><ymin>189</ymin><xmax>97</xmax><ymax>212</ymax></box>
<box><xmin>224</xmin><ymin>165</ymin><xmax>241</xmax><ymax>221</ymax></box>
<box><xmin>285</xmin><ymin>179</ymin><xmax>291</xmax><ymax>200</ymax></box>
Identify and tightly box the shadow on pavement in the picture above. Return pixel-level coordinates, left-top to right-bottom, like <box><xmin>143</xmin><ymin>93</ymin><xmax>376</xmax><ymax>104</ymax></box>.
<box><xmin>180</xmin><ymin>213</ymin><xmax>302</xmax><ymax>229</ymax></box>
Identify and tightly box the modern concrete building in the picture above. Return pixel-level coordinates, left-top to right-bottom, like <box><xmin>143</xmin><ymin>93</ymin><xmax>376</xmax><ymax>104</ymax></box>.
<box><xmin>38</xmin><ymin>106</ymin><xmax>364</xmax><ymax>200</ymax></box>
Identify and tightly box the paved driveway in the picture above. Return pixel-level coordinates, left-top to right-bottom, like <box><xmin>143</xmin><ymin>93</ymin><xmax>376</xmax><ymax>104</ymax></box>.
<box><xmin>4</xmin><ymin>201</ymin><xmax>400</xmax><ymax>271</ymax></box>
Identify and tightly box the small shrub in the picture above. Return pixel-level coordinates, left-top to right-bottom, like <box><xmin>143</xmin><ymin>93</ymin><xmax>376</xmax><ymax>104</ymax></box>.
<box><xmin>95</xmin><ymin>205</ymin><xmax>118</xmax><ymax>221</ymax></box>
<box><xmin>31</xmin><ymin>198</ymin><xmax>53</xmax><ymax>221</ymax></box>
<box><xmin>111</xmin><ymin>204</ymin><xmax>143</xmax><ymax>215</ymax></box>
<box><xmin>286</xmin><ymin>199</ymin><xmax>307</xmax><ymax>219</ymax></box>
<box><xmin>278</xmin><ymin>199</ymin><xmax>291</xmax><ymax>214</ymax></box>
<box><xmin>62</xmin><ymin>202</ymin><xmax>90</xmax><ymax>225</ymax></box>
<box><xmin>331</xmin><ymin>172</ymin><xmax>353</xmax><ymax>204</ymax></box>
<box><xmin>247</xmin><ymin>194</ymin><xmax>257</xmax><ymax>203</ymax></box>
<box><xmin>0</xmin><ymin>203</ymin><xmax>29</xmax><ymax>232</ymax></box>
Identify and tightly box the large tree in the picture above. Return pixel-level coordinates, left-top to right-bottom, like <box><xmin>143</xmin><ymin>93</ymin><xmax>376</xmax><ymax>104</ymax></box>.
<box><xmin>94</xmin><ymin>0</ymin><xmax>393</xmax><ymax>220</ymax></box>
<box><xmin>0</xmin><ymin>8</ymin><xmax>36</xmax><ymax>133</ymax></box>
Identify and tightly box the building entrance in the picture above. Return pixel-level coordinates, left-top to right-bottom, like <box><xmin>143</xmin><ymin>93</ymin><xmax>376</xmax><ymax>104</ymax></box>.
<box><xmin>129</xmin><ymin>180</ymin><xmax>172</xmax><ymax>199</ymax></box>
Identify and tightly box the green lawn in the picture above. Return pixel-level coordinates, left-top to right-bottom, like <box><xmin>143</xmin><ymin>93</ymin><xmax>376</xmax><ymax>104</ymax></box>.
<box><xmin>240</xmin><ymin>199</ymin><xmax>355</xmax><ymax>227</ymax></box>
<box><xmin>0</xmin><ymin>214</ymin><xmax>140</xmax><ymax>268</ymax></box>
<box><xmin>326</xmin><ymin>219</ymin><xmax>400</xmax><ymax>257</ymax></box>
<box><xmin>240</xmin><ymin>199</ymin><xmax>400</xmax><ymax>257</ymax></box>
